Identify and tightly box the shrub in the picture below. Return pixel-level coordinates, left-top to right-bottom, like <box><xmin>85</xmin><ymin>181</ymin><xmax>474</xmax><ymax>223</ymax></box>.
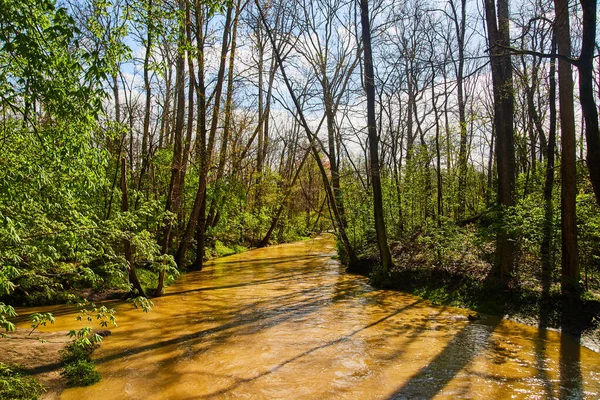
<box><xmin>59</xmin><ymin>342</ymin><xmax>96</xmax><ymax>365</ymax></box>
<box><xmin>59</xmin><ymin>340</ymin><xmax>100</xmax><ymax>387</ymax></box>
<box><xmin>61</xmin><ymin>360</ymin><xmax>100</xmax><ymax>387</ymax></box>
<box><xmin>0</xmin><ymin>363</ymin><xmax>45</xmax><ymax>400</ymax></box>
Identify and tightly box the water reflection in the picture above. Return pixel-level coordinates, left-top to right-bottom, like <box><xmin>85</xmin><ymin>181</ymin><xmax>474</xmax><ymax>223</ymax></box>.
<box><xmin>12</xmin><ymin>236</ymin><xmax>600</xmax><ymax>399</ymax></box>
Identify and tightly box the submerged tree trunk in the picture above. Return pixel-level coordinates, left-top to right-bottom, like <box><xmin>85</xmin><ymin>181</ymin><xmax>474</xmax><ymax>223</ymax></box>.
<box><xmin>360</xmin><ymin>0</ymin><xmax>393</xmax><ymax>275</ymax></box>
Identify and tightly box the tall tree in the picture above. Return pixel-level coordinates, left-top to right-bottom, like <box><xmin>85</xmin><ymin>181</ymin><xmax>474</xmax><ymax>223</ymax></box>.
<box><xmin>156</xmin><ymin>0</ymin><xmax>187</xmax><ymax>296</ymax></box>
<box><xmin>360</xmin><ymin>0</ymin><xmax>393</xmax><ymax>275</ymax></box>
<box><xmin>484</xmin><ymin>0</ymin><xmax>516</xmax><ymax>280</ymax></box>
<box><xmin>577</xmin><ymin>0</ymin><xmax>600</xmax><ymax>206</ymax></box>
<box><xmin>450</xmin><ymin>0</ymin><xmax>469</xmax><ymax>219</ymax></box>
<box><xmin>554</xmin><ymin>0</ymin><xmax>579</xmax><ymax>295</ymax></box>
<box><xmin>177</xmin><ymin>3</ymin><xmax>234</xmax><ymax>269</ymax></box>
<box><xmin>255</xmin><ymin>0</ymin><xmax>359</xmax><ymax>265</ymax></box>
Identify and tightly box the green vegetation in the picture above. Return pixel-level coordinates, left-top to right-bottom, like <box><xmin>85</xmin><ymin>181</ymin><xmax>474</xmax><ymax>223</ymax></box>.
<box><xmin>342</xmin><ymin>169</ymin><xmax>600</xmax><ymax>329</ymax></box>
<box><xmin>0</xmin><ymin>363</ymin><xmax>45</xmax><ymax>400</ymax></box>
<box><xmin>60</xmin><ymin>342</ymin><xmax>101</xmax><ymax>387</ymax></box>
<box><xmin>61</xmin><ymin>360</ymin><xmax>101</xmax><ymax>387</ymax></box>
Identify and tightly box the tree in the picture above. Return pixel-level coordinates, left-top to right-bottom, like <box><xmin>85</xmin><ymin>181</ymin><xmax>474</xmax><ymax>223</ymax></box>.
<box><xmin>577</xmin><ymin>0</ymin><xmax>600</xmax><ymax>207</ymax></box>
<box><xmin>256</xmin><ymin>0</ymin><xmax>359</xmax><ymax>265</ymax></box>
<box><xmin>156</xmin><ymin>0</ymin><xmax>187</xmax><ymax>296</ymax></box>
<box><xmin>360</xmin><ymin>0</ymin><xmax>393</xmax><ymax>275</ymax></box>
<box><xmin>484</xmin><ymin>0</ymin><xmax>516</xmax><ymax>281</ymax></box>
<box><xmin>554</xmin><ymin>0</ymin><xmax>579</xmax><ymax>295</ymax></box>
<box><xmin>177</xmin><ymin>3</ymin><xmax>234</xmax><ymax>270</ymax></box>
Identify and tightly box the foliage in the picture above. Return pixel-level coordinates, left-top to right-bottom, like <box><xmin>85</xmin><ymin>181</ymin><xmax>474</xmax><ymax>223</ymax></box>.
<box><xmin>0</xmin><ymin>363</ymin><xmax>45</xmax><ymax>400</ymax></box>
<box><xmin>61</xmin><ymin>359</ymin><xmax>101</xmax><ymax>387</ymax></box>
<box><xmin>0</xmin><ymin>0</ymin><xmax>110</xmax><ymax>306</ymax></box>
<box><xmin>28</xmin><ymin>313</ymin><xmax>55</xmax><ymax>336</ymax></box>
<box><xmin>60</xmin><ymin>338</ymin><xmax>101</xmax><ymax>387</ymax></box>
<box><xmin>128</xmin><ymin>296</ymin><xmax>154</xmax><ymax>313</ymax></box>
<box><xmin>0</xmin><ymin>304</ymin><xmax>16</xmax><ymax>337</ymax></box>
<box><xmin>60</xmin><ymin>341</ymin><xmax>97</xmax><ymax>366</ymax></box>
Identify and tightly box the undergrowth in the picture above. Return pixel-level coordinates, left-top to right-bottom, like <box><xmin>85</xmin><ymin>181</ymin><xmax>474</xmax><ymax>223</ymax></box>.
<box><xmin>59</xmin><ymin>342</ymin><xmax>101</xmax><ymax>387</ymax></box>
<box><xmin>0</xmin><ymin>363</ymin><xmax>45</xmax><ymax>400</ymax></box>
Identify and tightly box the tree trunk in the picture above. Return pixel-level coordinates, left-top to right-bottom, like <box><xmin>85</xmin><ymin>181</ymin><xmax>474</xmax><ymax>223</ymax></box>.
<box><xmin>578</xmin><ymin>0</ymin><xmax>600</xmax><ymax>206</ymax></box>
<box><xmin>554</xmin><ymin>0</ymin><xmax>579</xmax><ymax>295</ymax></box>
<box><xmin>451</xmin><ymin>0</ymin><xmax>468</xmax><ymax>219</ymax></box>
<box><xmin>177</xmin><ymin>4</ymin><xmax>234</xmax><ymax>269</ymax></box>
<box><xmin>139</xmin><ymin>0</ymin><xmax>153</xmax><ymax>192</ymax></box>
<box><xmin>484</xmin><ymin>0</ymin><xmax>516</xmax><ymax>280</ymax></box>
<box><xmin>360</xmin><ymin>0</ymin><xmax>393</xmax><ymax>275</ymax></box>
<box><xmin>541</xmin><ymin>36</ymin><xmax>557</xmax><ymax>293</ymax></box>
<box><xmin>155</xmin><ymin>0</ymin><xmax>186</xmax><ymax>296</ymax></box>
<box><xmin>121</xmin><ymin>158</ymin><xmax>146</xmax><ymax>297</ymax></box>
<box><xmin>207</xmin><ymin>0</ymin><xmax>242</xmax><ymax>228</ymax></box>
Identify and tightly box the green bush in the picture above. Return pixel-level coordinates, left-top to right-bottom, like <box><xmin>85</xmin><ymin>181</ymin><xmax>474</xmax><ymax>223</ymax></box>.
<box><xmin>0</xmin><ymin>363</ymin><xmax>45</xmax><ymax>400</ymax></box>
<box><xmin>59</xmin><ymin>342</ymin><xmax>96</xmax><ymax>365</ymax></box>
<box><xmin>61</xmin><ymin>359</ymin><xmax>100</xmax><ymax>387</ymax></box>
<box><xmin>59</xmin><ymin>341</ymin><xmax>100</xmax><ymax>387</ymax></box>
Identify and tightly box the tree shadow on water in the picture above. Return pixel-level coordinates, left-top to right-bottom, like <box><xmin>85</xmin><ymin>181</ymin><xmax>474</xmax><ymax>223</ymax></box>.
<box><xmin>197</xmin><ymin>299</ymin><xmax>424</xmax><ymax>399</ymax></box>
<box><xmin>558</xmin><ymin>302</ymin><xmax>584</xmax><ymax>399</ymax></box>
<box><xmin>387</xmin><ymin>318</ymin><xmax>500</xmax><ymax>400</ymax></box>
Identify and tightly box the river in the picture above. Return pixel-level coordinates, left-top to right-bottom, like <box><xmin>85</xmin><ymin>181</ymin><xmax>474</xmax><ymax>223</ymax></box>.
<box><xmin>19</xmin><ymin>236</ymin><xmax>600</xmax><ymax>399</ymax></box>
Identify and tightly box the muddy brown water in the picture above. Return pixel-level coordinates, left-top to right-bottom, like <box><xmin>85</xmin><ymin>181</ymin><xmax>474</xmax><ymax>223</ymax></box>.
<box><xmin>15</xmin><ymin>236</ymin><xmax>600</xmax><ymax>399</ymax></box>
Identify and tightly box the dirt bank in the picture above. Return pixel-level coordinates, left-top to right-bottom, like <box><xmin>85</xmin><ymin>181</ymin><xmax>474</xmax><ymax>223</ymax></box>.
<box><xmin>0</xmin><ymin>328</ymin><xmax>71</xmax><ymax>399</ymax></box>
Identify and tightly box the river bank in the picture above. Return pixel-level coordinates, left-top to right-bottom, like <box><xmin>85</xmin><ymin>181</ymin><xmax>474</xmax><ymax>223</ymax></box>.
<box><xmin>378</xmin><ymin>265</ymin><xmax>600</xmax><ymax>353</ymax></box>
<box><xmin>0</xmin><ymin>328</ymin><xmax>72</xmax><ymax>399</ymax></box>
<box><xmin>351</xmin><ymin>236</ymin><xmax>600</xmax><ymax>354</ymax></box>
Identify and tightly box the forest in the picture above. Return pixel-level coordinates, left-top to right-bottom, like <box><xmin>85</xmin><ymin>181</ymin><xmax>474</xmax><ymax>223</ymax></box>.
<box><xmin>2</xmin><ymin>0</ymin><xmax>600</xmax><ymax>392</ymax></box>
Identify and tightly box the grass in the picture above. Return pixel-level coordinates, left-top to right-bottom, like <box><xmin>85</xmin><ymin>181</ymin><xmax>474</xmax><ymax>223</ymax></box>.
<box><xmin>214</xmin><ymin>241</ymin><xmax>248</xmax><ymax>257</ymax></box>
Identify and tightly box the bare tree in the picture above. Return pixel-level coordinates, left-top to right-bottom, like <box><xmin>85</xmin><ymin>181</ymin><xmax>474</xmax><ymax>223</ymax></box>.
<box><xmin>360</xmin><ymin>0</ymin><xmax>393</xmax><ymax>274</ymax></box>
